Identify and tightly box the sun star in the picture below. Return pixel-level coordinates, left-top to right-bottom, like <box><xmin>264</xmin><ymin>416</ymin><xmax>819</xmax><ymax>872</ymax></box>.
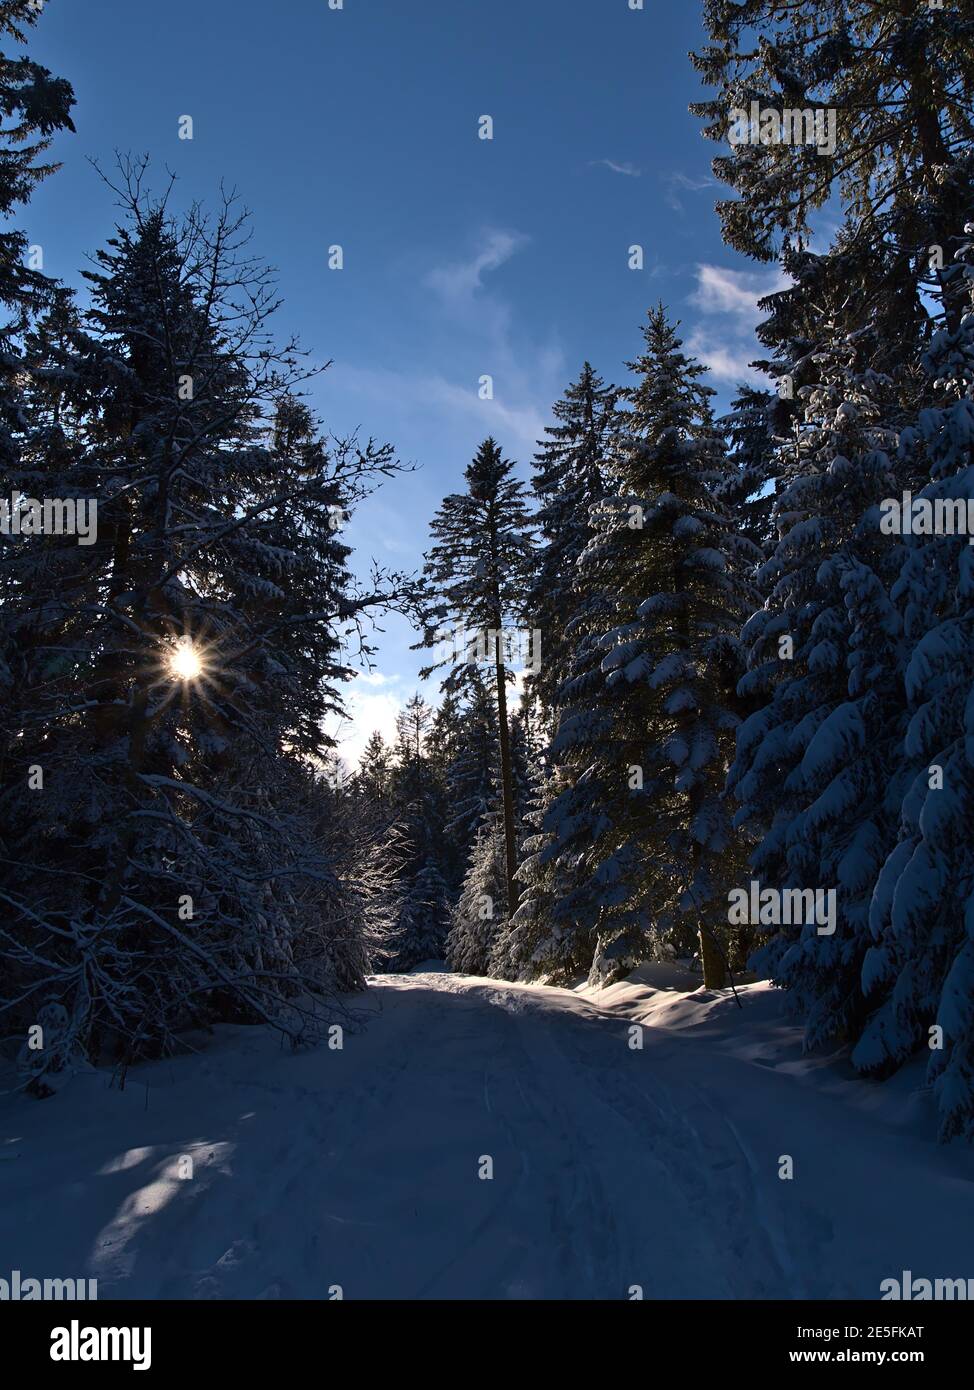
<box><xmin>169</xmin><ymin>641</ymin><xmax>203</xmax><ymax>682</ymax></box>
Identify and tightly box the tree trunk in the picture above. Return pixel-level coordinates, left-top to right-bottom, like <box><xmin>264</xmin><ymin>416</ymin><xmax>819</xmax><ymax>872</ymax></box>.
<box><xmin>903</xmin><ymin>19</ymin><xmax>964</xmax><ymax>333</ymax></box>
<box><xmin>493</xmin><ymin>643</ymin><xmax>519</xmax><ymax>921</ymax></box>
<box><xmin>484</xmin><ymin>486</ymin><xmax>520</xmax><ymax>926</ymax></box>
<box><xmin>698</xmin><ymin>919</ymin><xmax>728</xmax><ymax>991</ymax></box>
<box><xmin>689</xmin><ymin>777</ymin><xmax>727</xmax><ymax>990</ymax></box>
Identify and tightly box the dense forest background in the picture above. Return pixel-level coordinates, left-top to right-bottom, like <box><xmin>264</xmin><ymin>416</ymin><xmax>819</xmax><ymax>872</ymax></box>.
<box><xmin>2</xmin><ymin>0</ymin><xmax>974</xmax><ymax>1144</ymax></box>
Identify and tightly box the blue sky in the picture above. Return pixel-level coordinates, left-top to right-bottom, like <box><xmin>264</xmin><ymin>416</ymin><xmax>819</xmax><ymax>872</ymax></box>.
<box><xmin>26</xmin><ymin>0</ymin><xmax>790</xmax><ymax>764</ymax></box>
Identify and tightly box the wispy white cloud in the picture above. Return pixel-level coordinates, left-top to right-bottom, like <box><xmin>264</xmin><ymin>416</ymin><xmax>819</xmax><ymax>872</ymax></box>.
<box><xmin>685</xmin><ymin>340</ymin><xmax>761</xmax><ymax>386</ymax></box>
<box><xmin>686</xmin><ymin>263</ymin><xmax>790</xmax><ymax>386</ymax></box>
<box><xmin>328</xmin><ymin>361</ymin><xmax>550</xmax><ymax>462</ymax></box>
<box><xmin>414</xmin><ymin>228</ymin><xmax>562</xmax><ymax>454</ymax></box>
<box><xmin>663</xmin><ymin>171</ymin><xmax>719</xmax><ymax>213</ymax></box>
<box><xmin>591</xmin><ymin>158</ymin><xmax>641</xmax><ymax>178</ymax></box>
<box><xmin>322</xmin><ymin>226</ymin><xmax>564</xmax><ymax>467</ymax></box>
<box><xmin>690</xmin><ymin>263</ymin><xmax>787</xmax><ymax>320</ymax></box>
<box><xmin>425</xmin><ymin>229</ymin><xmax>530</xmax><ymax>308</ymax></box>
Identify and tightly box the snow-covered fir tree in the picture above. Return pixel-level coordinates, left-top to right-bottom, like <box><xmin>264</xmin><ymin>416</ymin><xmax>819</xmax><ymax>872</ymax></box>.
<box><xmin>0</xmin><ymin>169</ymin><xmax>412</xmax><ymax>1080</ymax></box>
<box><xmin>513</xmin><ymin>308</ymin><xmax>759</xmax><ymax>986</ymax></box>
<box><xmin>416</xmin><ymin>438</ymin><xmax>535</xmax><ymax>920</ymax></box>
<box><xmin>365</xmin><ymin>693</ymin><xmax>453</xmax><ymax>970</ymax></box>
<box><xmin>369</xmin><ymin>801</ymin><xmax>452</xmax><ymax>972</ymax></box>
<box><xmin>0</xmin><ymin>0</ymin><xmax>75</xmax><ymax>478</ymax></box>
<box><xmin>690</xmin><ymin>0</ymin><xmax>974</xmax><ymax>339</ymax></box>
<box><xmin>727</xmin><ymin>235</ymin><xmax>916</xmax><ymax>1049</ymax></box>
<box><xmin>379</xmin><ymin>855</ymin><xmax>452</xmax><ymax>974</ymax></box>
<box><xmin>716</xmin><ymin>384</ymin><xmax>778</xmax><ymax>556</ymax></box>
<box><xmin>446</xmin><ymin>819</ymin><xmax>509</xmax><ymax>976</ymax></box>
<box><xmin>355</xmin><ymin>730</ymin><xmax>394</xmax><ymax>809</ymax></box>
<box><xmin>526</xmin><ymin>362</ymin><xmax>618</xmax><ymax>726</ymax></box>
<box><xmin>851</xmin><ymin>226</ymin><xmax>974</xmax><ymax>1138</ymax></box>
<box><xmin>440</xmin><ymin>671</ymin><xmax>498</xmax><ymax>888</ymax></box>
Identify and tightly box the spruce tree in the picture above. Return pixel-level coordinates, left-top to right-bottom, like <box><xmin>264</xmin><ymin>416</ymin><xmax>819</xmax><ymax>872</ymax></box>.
<box><xmin>0</xmin><ymin>173</ymin><xmax>412</xmax><ymax>1076</ymax></box>
<box><xmin>416</xmin><ymin>438</ymin><xmax>534</xmax><ymax>920</ymax></box>
<box><xmin>446</xmin><ymin>820</ymin><xmax>508</xmax><ymax>976</ymax></box>
<box><xmin>356</xmin><ymin>730</ymin><xmax>393</xmax><ymax>806</ymax></box>
<box><xmin>716</xmin><ymin>384</ymin><xmax>778</xmax><ymax>556</ymax></box>
<box><xmin>527</xmin><ymin>362</ymin><xmax>617</xmax><ymax>725</ymax></box>
<box><xmin>852</xmin><ymin>226</ymin><xmax>974</xmax><ymax>1138</ymax></box>
<box><xmin>370</xmin><ymin>741</ymin><xmax>452</xmax><ymax>972</ymax></box>
<box><xmin>0</xmin><ymin>0</ymin><xmax>75</xmax><ymax>475</ymax></box>
<box><xmin>378</xmin><ymin>853</ymin><xmax>451</xmax><ymax>973</ymax></box>
<box><xmin>727</xmin><ymin>229</ymin><xmax>920</xmax><ymax>1049</ymax></box>
<box><xmin>518</xmin><ymin>309</ymin><xmax>759</xmax><ymax>986</ymax></box>
<box><xmin>395</xmin><ymin>691</ymin><xmax>433</xmax><ymax>763</ymax></box>
<box><xmin>690</xmin><ymin>0</ymin><xmax>974</xmax><ymax>333</ymax></box>
<box><xmin>441</xmin><ymin>670</ymin><xmax>499</xmax><ymax>887</ymax></box>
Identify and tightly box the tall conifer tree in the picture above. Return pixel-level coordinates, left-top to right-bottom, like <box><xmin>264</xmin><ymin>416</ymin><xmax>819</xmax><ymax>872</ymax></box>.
<box><xmin>416</xmin><ymin>438</ymin><xmax>534</xmax><ymax>919</ymax></box>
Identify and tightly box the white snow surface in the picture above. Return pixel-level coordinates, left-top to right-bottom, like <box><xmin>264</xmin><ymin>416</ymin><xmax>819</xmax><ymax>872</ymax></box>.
<box><xmin>2</xmin><ymin>963</ymin><xmax>972</xmax><ymax>1300</ymax></box>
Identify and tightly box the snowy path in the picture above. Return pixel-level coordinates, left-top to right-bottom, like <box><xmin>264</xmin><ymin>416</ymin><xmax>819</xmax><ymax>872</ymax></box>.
<box><xmin>2</xmin><ymin>968</ymin><xmax>972</xmax><ymax>1299</ymax></box>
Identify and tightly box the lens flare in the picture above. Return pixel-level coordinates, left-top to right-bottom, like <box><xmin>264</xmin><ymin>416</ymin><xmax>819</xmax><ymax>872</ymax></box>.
<box><xmin>169</xmin><ymin>641</ymin><xmax>203</xmax><ymax>682</ymax></box>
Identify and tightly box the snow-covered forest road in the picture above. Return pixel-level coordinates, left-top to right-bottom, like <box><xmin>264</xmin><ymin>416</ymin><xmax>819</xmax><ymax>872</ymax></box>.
<box><xmin>2</xmin><ymin>968</ymin><xmax>972</xmax><ymax>1300</ymax></box>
